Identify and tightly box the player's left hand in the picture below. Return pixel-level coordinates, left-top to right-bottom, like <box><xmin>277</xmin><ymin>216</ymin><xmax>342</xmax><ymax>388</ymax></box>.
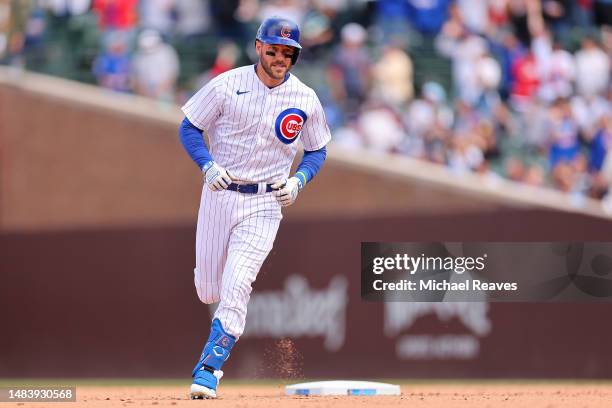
<box><xmin>271</xmin><ymin>177</ymin><xmax>301</xmax><ymax>207</ymax></box>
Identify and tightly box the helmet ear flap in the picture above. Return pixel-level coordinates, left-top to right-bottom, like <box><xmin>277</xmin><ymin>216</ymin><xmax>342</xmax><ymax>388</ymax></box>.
<box><xmin>291</xmin><ymin>48</ymin><xmax>300</xmax><ymax>65</ymax></box>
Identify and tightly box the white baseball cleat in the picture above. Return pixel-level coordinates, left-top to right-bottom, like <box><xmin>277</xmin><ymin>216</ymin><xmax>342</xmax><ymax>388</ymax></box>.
<box><xmin>190</xmin><ymin>383</ymin><xmax>217</xmax><ymax>399</ymax></box>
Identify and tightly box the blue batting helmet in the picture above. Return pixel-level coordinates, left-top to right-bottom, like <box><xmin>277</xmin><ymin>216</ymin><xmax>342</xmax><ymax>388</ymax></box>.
<box><xmin>256</xmin><ymin>17</ymin><xmax>302</xmax><ymax>65</ymax></box>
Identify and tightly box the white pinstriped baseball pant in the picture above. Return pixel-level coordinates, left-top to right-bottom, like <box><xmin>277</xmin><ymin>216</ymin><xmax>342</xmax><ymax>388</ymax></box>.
<box><xmin>194</xmin><ymin>186</ymin><xmax>282</xmax><ymax>339</ymax></box>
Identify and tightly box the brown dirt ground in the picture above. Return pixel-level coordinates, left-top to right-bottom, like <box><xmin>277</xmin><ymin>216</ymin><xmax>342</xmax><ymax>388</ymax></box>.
<box><xmin>10</xmin><ymin>382</ymin><xmax>612</xmax><ymax>408</ymax></box>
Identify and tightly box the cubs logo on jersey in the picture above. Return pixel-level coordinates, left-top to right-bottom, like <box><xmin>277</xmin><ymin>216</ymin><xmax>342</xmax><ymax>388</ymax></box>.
<box><xmin>275</xmin><ymin>108</ymin><xmax>307</xmax><ymax>144</ymax></box>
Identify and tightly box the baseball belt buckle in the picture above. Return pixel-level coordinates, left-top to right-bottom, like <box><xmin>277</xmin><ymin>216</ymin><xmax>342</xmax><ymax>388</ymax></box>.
<box><xmin>236</xmin><ymin>184</ymin><xmax>244</xmax><ymax>193</ymax></box>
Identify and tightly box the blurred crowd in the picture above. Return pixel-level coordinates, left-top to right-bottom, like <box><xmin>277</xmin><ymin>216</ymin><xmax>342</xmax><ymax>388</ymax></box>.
<box><xmin>1</xmin><ymin>0</ymin><xmax>612</xmax><ymax>202</ymax></box>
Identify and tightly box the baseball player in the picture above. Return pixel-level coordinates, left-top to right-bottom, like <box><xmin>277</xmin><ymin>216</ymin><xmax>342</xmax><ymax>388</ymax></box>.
<box><xmin>179</xmin><ymin>17</ymin><xmax>331</xmax><ymax>399</ymax></box>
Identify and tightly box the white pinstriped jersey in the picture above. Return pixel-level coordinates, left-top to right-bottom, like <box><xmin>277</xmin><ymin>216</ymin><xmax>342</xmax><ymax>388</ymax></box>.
<box><xmin>181</xmin><ymin>65</ymin><xmax>331</xmax><ymax>183</ymax></box>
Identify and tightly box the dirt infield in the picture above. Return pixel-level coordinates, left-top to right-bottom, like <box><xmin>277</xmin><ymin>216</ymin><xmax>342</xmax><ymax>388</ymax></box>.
<box><xmin>10</xmin><ymin>382</ymin><xmax>612</xmax><ymax>408</ymax></box>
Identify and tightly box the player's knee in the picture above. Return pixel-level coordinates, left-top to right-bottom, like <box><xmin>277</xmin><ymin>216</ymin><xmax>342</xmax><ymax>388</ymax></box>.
<box><xmin>194</xmin><ymin>269</ymin><xmax>222</xmax><ymax>304</ymax></box>
<box><xmin>195</xmin><ymin>285</ymin><xmax>221</xmax><ymax>304</ymax></box>
<box><xmin>199</xmin><ymin>293</ymin><xmax>220</xmax><ymax>304</ymax></box>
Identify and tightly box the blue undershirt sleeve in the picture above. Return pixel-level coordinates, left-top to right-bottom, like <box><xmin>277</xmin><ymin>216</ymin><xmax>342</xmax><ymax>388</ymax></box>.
<box><xmin>179</xmin><ymin>117</ymin><xmax>214</xmax><ymax>170</ymax></box>
<box><xmin>295</xmin><ymin>146</ymin><xmax>327</xmax><ymax>188</ymax></box>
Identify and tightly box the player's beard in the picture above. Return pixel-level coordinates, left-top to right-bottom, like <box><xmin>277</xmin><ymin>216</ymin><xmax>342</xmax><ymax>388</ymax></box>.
<box><xmin>259</xmin><ymin>52</ymin><xmax>289</xmax><ymax>81</ymax></box>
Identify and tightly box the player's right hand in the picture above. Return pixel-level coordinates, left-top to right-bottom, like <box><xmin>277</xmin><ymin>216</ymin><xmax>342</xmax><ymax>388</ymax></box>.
<box><xmin>203</xmin><ymin>161</ymin><xmax>235</xmax><ymax>191</ymax></box>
